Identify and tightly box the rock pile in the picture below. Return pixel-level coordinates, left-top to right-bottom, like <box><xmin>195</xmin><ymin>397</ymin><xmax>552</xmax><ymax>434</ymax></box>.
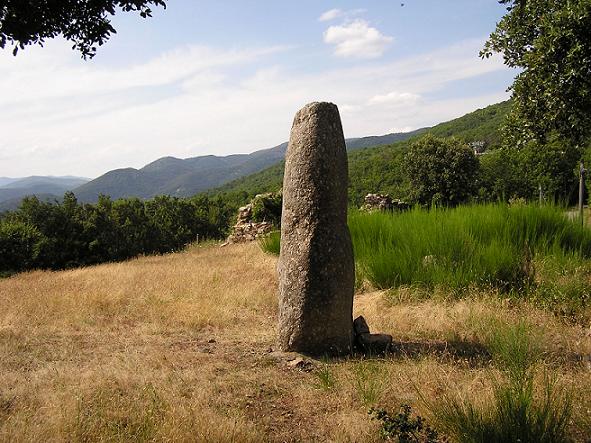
<box><xmin>227</xmin><ymin>202</ymin><xmax>273</xmax><ymax>243</ymax></box>
<box><xmin>360</xmin><ymin>193</ymin><xmax>410</xmax><ymax>212</ymax></box>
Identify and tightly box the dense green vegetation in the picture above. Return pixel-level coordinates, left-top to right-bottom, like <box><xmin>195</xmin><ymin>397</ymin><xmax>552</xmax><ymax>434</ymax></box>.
<box><xmin>214</xmin><ymin>99</ymin><xmax>588</xmax><ymax>207</ymax></box>
<box><xmin>262</xmin><ymin>204</ymin><xmax>591</xmax><ymax>316</ymax></box>
<box><xmin>3</xmin><ymin>99</ymin><xmax>587</xmax><ymax>275</ymax></box>
<box><xmin>404</xmin><ymin>135</ymin><xmax>480</xmax><ymax>206</ymax></box>
<box><xmin>479</xmin><ymin>0</ymin><xmax>591</xmax><ymax>214</ymax></box>
<box><xmin>0</xmin><ymin>192</ymin><xmax>234</xmax><ymax>274</ymax></box>
<box><xmin>349</xmin><ymin>205</ymin><xmax>591</xmax><ymax>292</ymax></box>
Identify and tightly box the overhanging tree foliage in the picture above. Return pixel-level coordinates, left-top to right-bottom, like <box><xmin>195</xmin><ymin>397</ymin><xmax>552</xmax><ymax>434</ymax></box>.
<box><xmin>0</xmin><ymin>0</ymin><xmax>166</xmax><ymax>59</ymax></box>
<box><xmin>482</xmin><ymin>0</ymin><xmax>591</xmax><ymax>147</ymax></box>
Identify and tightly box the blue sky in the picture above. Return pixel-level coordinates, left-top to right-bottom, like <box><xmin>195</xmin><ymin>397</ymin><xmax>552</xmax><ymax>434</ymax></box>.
<box><xmin>0</xmin><ymin>1</ymin><xmax>516</xmax><ymax>178</ymax></box>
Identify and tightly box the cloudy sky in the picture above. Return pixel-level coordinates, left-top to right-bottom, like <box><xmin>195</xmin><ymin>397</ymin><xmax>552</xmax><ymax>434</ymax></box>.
<box><xmin>0</xmin><ymin>0</ymin><xmax>516</xmax><ymax>178</ymax></box>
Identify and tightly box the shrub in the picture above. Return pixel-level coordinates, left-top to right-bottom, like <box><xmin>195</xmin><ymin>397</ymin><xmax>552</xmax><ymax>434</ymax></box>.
<box><xmin>251</xmin><ymin>192</ymin><xmax>282</xmax><ymax>225</ymax></box>
<box><xmin>0</xmin><ymin>220</ymin><xmax>44</xmax><ymax>272</ymax></box>
<box><xmin>353</xmin><ymin>361</ymin><xmax>384</xmax><ymax>406</ymax></box>
<box><xmin>370</xmin><ymin>404</ymin><xmax>443</xmax><ymax>442</ymax></box>
<box><xmin>313</xmin><ymin>365</ymin><xmax>336</xmax><ymax>391</ymax></box>
<box><xmin>258</xmin><ymin>230</ymin><xmax>280</xmax><ymax>255</ymax></box>
<box><xmin>0</xmin><ymin>192</ymin><xmax>236</xmax><ymax>273</ymax></box>
<box><xmin>404</xmin><ymin>135</ymin><xmax>479</xmax><ymax>207</ymax></box>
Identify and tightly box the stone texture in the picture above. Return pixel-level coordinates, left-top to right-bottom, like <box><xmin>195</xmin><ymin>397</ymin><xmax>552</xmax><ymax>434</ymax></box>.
<box><xmin>361</xmin><ymin>193</ymin><xmax>394</xmax><ymax>212</ymax></box>
<box><xmin>227</xmin><ymin>196</ymin><xmax>275</xmax><ymax>243</ymax></box>
<box><xmin>278</xmin><ymin>102</ymin><xmax>355</xmax><ymax>356</ymax></box>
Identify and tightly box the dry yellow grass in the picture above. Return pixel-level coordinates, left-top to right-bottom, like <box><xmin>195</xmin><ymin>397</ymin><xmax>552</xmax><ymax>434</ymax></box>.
<box><xmin>0</xmin><ymin>242</ymin><xmax>590</xmax><ymax>442</ymax></box>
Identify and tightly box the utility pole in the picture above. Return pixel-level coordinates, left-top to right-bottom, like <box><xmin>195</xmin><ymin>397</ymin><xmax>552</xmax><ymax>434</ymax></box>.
<box><xmin>579</xmin><ymin>162</ymin><xmax>586</xmax><ymax>227</ymax></box>
<box><xmin>538</xmin><ymin>183</ymin><xmax>543</xmax><ymax>205</ymax></box>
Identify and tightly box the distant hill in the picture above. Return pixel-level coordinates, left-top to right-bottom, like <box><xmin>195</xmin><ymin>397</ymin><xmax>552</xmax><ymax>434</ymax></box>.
<box><xmin>0</xmin><ymin>176</ymin><xmax>90</xmax><ymax>212</ymax></box>
<box><xmin>426</xmin><ymin>99</ymin><xmax>511</xmax><ymax>146</ymax></box>
<box><xmin>345</xmin><ymin>129</ymin><xmax>427</xmax><ymax>150</ymax></box>
<box><xmin>0</xmin><ymin>178</ymin><xmax>17</xmax><ymax>187</ymax></box>
<box><xmin>2</xmin><ymin>176</ymin><xmax>89</xmax><ymax>190</ymax></box>
<box><xmin>2</xmin><ymin>101</ymin><xmax>510</xmax><ymax>209</ymax></box>
<box><xmin>73</xmin><ymin>131</ymin><xmax>422</xmax><ymax>203</ymax></box>
<box><xmin>212</xmin><ymin>101</ymin><xmax>511</xmax><ymax>203</ymax></box>
<box><xmin>0</xmin><ymin>193</ymin><xmax>63</xmax><ymax>212</ymax></box>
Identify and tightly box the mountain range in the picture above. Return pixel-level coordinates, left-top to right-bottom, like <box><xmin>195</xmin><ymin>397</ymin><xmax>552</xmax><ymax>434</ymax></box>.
<box><xmin>72</xmin><ymin>129</ymin><xmax>425</xmax><ymax>203</ymax></box>
<box><xmin>0</xmin><ymin>100</ymin><xmax>511</xmax><ymax>211</ymax></box>
<box><xmin>0</xmin><ymin>176</ymin><xmax>90</xmax><ymax>212</ymax></box>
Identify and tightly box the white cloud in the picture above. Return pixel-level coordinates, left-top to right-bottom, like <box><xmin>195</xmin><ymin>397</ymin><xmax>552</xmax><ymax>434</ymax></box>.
<box><xmin>318</xmin><ymin>8</ymin><xmax>366</xmax><ymax>22</ymax></box>
<box><xmin>368</xmin><ymin>91</ymin><xmax>421</xmax><ymax>106</ymax></box>
<box><xmin>0</xmin><ymin>38</ymin><xmax>513</xmax><ymax>177</ymax></box>
<box><xmin>0</xmin><ymin>43</ymin><xmax>289</xmax><ymax>107</ymax></box>
<box><xmin>319</xmin><ymin>9</ymin><xmax>343</xmax><ymax>22</ymax></box>
<box><xmin>323</xmin><ymin>20</ymin><xmax>393</xmax><ymax>58</ymax></box>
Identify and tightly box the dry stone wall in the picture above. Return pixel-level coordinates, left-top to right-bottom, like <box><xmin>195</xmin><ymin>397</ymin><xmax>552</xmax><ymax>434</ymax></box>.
<box><xmin>227</xmin><ymin>198</ymin><xmax>274</xmax><ymax>243</ymax></box>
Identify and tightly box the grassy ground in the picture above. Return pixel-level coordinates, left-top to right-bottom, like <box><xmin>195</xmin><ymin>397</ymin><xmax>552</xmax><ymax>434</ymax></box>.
<box><xmin>0</xmin><ymin>242</ymin><xmax>590</xmax><ymax>442</ymax></box>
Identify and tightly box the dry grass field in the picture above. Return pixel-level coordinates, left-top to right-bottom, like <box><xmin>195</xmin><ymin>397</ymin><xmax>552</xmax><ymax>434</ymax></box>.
<box><xmin>0</xmin><ymin>242</ymin><xmax>590</xmax><ymax>442</ymax></box>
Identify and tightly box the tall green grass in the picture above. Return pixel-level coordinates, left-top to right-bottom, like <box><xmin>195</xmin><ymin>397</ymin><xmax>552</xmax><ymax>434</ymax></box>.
<box><xmin>350</xmin><ymin>204</ymin><xmax>591</xmax><ymax>291</ymax></box>
<box><xmin>258</xmin><ymin>230</ymin><xmax>280</xmax><ymax>255</ymax></box>
<box><xmin>259</xmin><ymin>204</ymin><xmax>591</xmax><ymax>308</ymax></box>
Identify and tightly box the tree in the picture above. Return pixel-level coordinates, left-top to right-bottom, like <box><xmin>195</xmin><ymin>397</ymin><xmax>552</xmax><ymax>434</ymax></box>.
<box><xmin>0</xmin><ymin>0</ymin><xmax>166</xmax><ymax>59</ymax></box>
<box><xmin>404</xmin><ymin>135</ymin><xmax>479</xmax><ymax>206</ymax></box>
<box><xmin>0</xmin><ymin>220</ymin><xmax>43</xmax><ymax>272</ymax></box>
<box><xmin>482</xmin><ymin>0</ymin><xmax>591</xmax><ymax>147</ymax></box>
<box><xmin>477</xmin><ymin>148</ymin><xmax>524</xmax><ymax>201</ymax></box>
<box><xmin>517</xmin><ymin>136</ymin><xmax>581</xmax><ymax>201</ymax></box>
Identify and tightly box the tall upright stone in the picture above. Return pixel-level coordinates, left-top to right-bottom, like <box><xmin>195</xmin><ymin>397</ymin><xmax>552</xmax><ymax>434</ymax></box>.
<box><xmin>278</xmin><ymin>102</ymin><xmax>355</xmax><ymax>356</ymax></box>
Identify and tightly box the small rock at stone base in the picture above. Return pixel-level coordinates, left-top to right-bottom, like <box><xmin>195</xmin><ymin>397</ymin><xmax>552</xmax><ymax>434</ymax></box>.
<box><xmin>356</xmin><ymin>333</ymin><xmax>393</xmax><ymax>355</ymax></box>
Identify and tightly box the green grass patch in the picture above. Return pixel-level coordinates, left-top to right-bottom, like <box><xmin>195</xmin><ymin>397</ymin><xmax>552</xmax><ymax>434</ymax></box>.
<box><xmin>258</xmin><ymin>230</ymin><xmax>280</xmax><ymax>255</ymax></box>
<box><xmin>350</xmin><ymin>204</ymin><xmax>591</xmax><ymax>292</ymax></box>
<box><xmin>260</xmin><ymin>204</ymin><xmax>591</xmax><ymax>315</ymax></box>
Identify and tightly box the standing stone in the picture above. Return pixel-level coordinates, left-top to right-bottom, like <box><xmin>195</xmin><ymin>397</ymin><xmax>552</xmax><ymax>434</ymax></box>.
<box><xmin>278</xmin><ymin>102</ymin><xmax>355</xmax><ymax>356</ymax></box>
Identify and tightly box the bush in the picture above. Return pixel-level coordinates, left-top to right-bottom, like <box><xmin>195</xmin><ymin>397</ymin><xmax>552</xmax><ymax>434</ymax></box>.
<box><xmin>370</xmin><ymin>404</ymin><xmax>443</xmax><ymax>442</ymax></box>
<box><xmin>250</xmin><ymin>192</ymin><xmax>282</xmax><ymax>225</ymax></box>
<box><xmin>0</xmin><ymin>220</ymin><xmax>44</xmax><ymax>272</ymax></box>
<box><xmin>258</xmin><ymin>230</ymin><xmax>280</xmax><ymax>255</ymax></box>
<box><xmin>0</xmin><ymin>193</ymin><xmax>236</xmax><ymax>273</ymax></box>
<box><xmin>404</xmin><ymin>135</ymin><xmax>479</xmax><ymax>207</ymax></box>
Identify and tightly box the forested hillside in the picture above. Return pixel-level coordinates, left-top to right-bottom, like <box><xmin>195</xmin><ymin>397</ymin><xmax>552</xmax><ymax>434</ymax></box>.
<box><xmin>212</xmin><ymin>101</ymin><xmax>511</xmax><ymax>205</ymax></box>
<box><xmin>73</xmin><ymin>132</ymin><xmax>423</xmax><ymax>203</ymax></box>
